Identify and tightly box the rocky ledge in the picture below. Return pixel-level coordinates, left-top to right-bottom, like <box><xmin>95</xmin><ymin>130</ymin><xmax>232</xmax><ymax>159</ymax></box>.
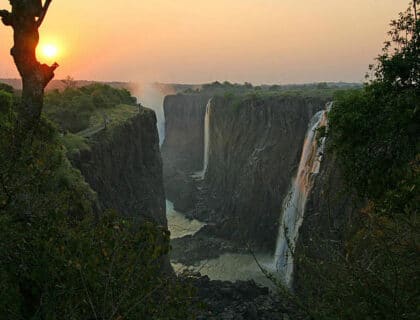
<box><xmin>188</xmin><ymin>275</ymin><xmax>290</xmax><ymax>320</ymax></box>
<box><xmin>170</xmin><ymin>225</ymin><xmax>250</xmax><ymax>265</ymax></box>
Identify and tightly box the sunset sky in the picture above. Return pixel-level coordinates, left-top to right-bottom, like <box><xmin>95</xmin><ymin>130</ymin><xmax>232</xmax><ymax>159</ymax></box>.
<box><xmin>0</xmin><ymin>0</ymin><xmax>408</xmax><ymax>84</ymax></box>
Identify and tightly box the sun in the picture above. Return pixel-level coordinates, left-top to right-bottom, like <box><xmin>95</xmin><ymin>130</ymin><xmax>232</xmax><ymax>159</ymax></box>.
<box><xmin>40</xmin><ymin>44</ymin><xmax>59</xmax><ymax>59</ymax></box>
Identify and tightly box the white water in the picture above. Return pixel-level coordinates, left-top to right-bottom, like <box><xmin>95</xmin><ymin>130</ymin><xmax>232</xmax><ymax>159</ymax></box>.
<box><xmin>192</xmin><ymin>98</ymin><xmax>212</xmax><ymax>179</ymax></box>
<box><xmin>133</xmin><ymin>83</ymin><xmax>176</xmax><ymax>147</ymax></box>
<box><xmin>166</xmin><ymin>200</ymin><xmax>205</xmax><ymax>239</ymax></box>
<box><xmin>172</xmin><ymin>253</ymin><xmax>274</xmax><ymax>287</ymax></box>
<box><xmin>273</xmin><ymin>105</ymin><xmax>330</xmax><ymax>287</ymax></box>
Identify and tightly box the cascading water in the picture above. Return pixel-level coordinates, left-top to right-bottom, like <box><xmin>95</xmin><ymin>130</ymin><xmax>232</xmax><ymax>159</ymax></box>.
<box><xmin>273</xmin><ymin>102</ymin><xmax>332</xmax><ymax>287</ymax></box>
<box><xmin>135</xmin><ymin>83</ymin><xmax>174</xmax><ymax>147</ymax></box>
<box><xmin>192</xmin><ymin>98</ymin><xmax>212</xmax><ymax>179</ymax></box>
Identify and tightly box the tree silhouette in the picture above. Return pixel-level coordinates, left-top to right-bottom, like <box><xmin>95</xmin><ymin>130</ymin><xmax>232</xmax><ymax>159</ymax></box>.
<box><xmin>0</xmin><ymin>0</ymin><xmax>58</xmax><ymax>129</ymax></box>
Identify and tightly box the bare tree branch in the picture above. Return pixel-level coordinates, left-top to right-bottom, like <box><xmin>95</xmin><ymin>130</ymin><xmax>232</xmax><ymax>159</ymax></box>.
<box><xmin>0</xmin><ymin>9</ymin><xmax>12</xmax><ymax>26</ymax></box>
<box><xmin>36</xmin><ymin>0</ymin><xmax>52</xmax><ymax>27</ymax></box>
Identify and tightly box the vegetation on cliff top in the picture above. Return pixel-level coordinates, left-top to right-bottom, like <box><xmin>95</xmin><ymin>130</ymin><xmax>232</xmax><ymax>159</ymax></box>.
<box><xmin>182</xmin><ymin>80</ymin><xmax>359</xmax><ymax>108</ymax></box>
<box><xmin>44</xmin><ymin>83</ymin><xmax>138</xmax><ymax>133</ymax></box>
<box><xmin>42</xmin><ymin>83</ymin><xmax>140</xmax><ymax>157</ymax></box>
<box><xmin>290</xmin><ymin>2</ymin><xmax>419</xmax><ymax>319</ymax></box>
<box><xmin>0</xmin><ymin>2</ymin><xmax>195</xmax><ymax>318</ymax></box>
<box><xmin>0</xmin><ymin>90</ymin><xmax>196</xmax><ymax>319</ymax></box>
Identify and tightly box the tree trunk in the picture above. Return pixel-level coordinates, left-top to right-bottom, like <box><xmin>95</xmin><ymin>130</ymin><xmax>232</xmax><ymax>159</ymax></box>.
<box><xmin>1</xmin><ymin>0</ymin><xmax>57</xmax><ymax>129</ymax></box>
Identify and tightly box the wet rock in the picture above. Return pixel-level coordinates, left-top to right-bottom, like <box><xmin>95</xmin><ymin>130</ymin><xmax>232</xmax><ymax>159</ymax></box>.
<box><xmin>162</xmin><ymin>93</ymin><xmax>328</xmax><ymax>251</ymax></box>
<box><xmin>170</xmin><ymin>230</ymin><xmax>245</xmax><ymax>265</ymax></box>
<box><xmin>184</xmin><ymin>274</ymin><xmax>287</xmax><ymax>320</ymax></box>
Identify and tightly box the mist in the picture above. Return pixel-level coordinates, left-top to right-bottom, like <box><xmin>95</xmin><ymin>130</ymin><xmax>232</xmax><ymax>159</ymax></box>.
<box><xmin>130</xmin><ymin>82</ymin><xmax>176</xmax><ymax>146</ymax></box>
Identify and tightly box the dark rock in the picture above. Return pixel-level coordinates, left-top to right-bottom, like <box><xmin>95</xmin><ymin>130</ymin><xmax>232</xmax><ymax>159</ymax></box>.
<box><xmin>186</xmin><ymin>275</ymin><xmax>287</xmax><ymax>320</ymax></box>
<box><xmin>162</xmin><ymin>93</ymin><xmax>328</xmax><ymax>251</ymax></box>
<box><xmin>294</xmin><ymin>151</ymin><xmax>359</xmax><ymax>293</ymax></box>
<box><xmin>70</xmin><ymin>107</ymin><xmax>166</xmax><ymax>226</ymax></box>
<box><xmin>170</xmin><ymin>231</ymin><xmax>245</xmax><ymax>265</ymax></box>
<box><xmin>161</xmin><ymin>93</ymin><xmax>212</xmax><ymax>213</ymax></box>
<box><xmin>202</xmin><ymin>95</ymin><xmax>326</xmax><ymax>251</ymax></box>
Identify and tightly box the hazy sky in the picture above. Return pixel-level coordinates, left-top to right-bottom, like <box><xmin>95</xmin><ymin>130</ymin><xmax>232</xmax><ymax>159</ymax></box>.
<box><xmin>0</xmin><ymin>0</ymin><xmax>409</xmax><ymax>84</ymax></box>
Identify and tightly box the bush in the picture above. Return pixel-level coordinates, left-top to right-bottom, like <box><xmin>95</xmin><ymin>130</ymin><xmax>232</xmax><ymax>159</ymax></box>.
<box><xmin>44</xmin><ymin>84</ymin><xmax>138</xmax><ymax>133</ymax></box>
<box><xmin>0</xmin><ymin>102</ymin><xmax>195</xmax><ymax>319</ymax></box>
<box><xmin>273</xmin><ymin>3</ymin><xmax>419</xmax><ymax>319</ymax></box>
<box><xmin>0</xmin><ymin>209</ymin><xmax>195</xmax><ymax>320</ymax></box>
<box><xmin>0</xmin><ymin>90</ymin><xmax>13</xmax><ymax>114</ymax></box>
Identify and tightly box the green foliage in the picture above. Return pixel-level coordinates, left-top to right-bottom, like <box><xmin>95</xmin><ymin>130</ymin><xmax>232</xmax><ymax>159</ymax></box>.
<box><xmin>44</xmin><ymin>84</ymin><xmax>137</xmax><ymax>133</ymax></box>
<box><xmin>0</xmin><ymin>108</ymin><xmax>95</xmax><ymax>218</ymax></box>
<box><xmin>0</xmin><ymin>82</ymin><xmax>14</xmax><ymax>94</ymax></box>
<box><xmin>330</xmin><ymin>85</ymin><xmax>419</xmax><ymax>200</ymax></box>
<box><xmin>219</xmin><ymin>88</ymin><xmax>339</xmax><ymax>116</ymax></box>
<box><xmin>0</xmin><ymin>209</ymin><xmax>194</xmax><ymax>320</ymax></box>
<box><xmin>61</xmin><ymin>132</ymin><xmax>91</xmax><ymax>157</ymax></box>
<box><xmin>89</xmin><ymin>104</ymin><xmax>138</xmax><ymax>129</ymax></box>
<box><xmin>284</xmin><ymin>3</ymin><xmax>420</xmax><ymax>319</ymax></box>
<box><xmin>329</xmin><ymin>1</ymin><xmax>419</xmax><ymax>202</ymax></box>
<box><xmin>0</xmin><ymin>89</ymin><xmax>13</xmax><ymax>114</ymax></box>
<box><xmin>185</xmin><ymin>81</ymin><xmax>359</xmax><ymax>99</ymax></box>
<box><xmin>0</xmin><ymin>99</ymin><xmax>195</xmax><ymax>319</ymax></box>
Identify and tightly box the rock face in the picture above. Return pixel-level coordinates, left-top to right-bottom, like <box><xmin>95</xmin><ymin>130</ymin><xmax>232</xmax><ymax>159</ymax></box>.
<box><xmin>190</xmin><ymin>275</ymin><xmax>288</xmax><ymax>320</ymax></box>
<box><xmin>201</xmin><ymin>95</ymin><xmax>326</xmax><ymax>251</ymax></box>
<box><xmin>70</xmin><ymin>107</ymin><xmax>167</xmax><ymax>227</ymax></box>
<box><xmin>294</xmin><ymin>151</ymin><xmax>357</xmax><ymax>291</ymax></box>
<box><xmin>170</xmin><ymin>226</ymin><xmax>244</xmax><ymax>265</ymax></box>
<box><xmin>162</xmin><ymin>93</ymin><xmax>329</xmax><ymax>251</ymax></box>
<box><xmin>161</xmin><ymin>94</ymin><xmax>211</xmax><ymax>213</ymax></box>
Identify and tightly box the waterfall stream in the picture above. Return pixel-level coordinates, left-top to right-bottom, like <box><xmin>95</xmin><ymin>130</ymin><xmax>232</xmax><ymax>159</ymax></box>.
<box><xmin>192</xmin><ymin>98</ymin><xmax>212</xmax><ymax>179</ymax></box>
<box><xmin>273</xmin><ymin>103</ymin><xmax>331</xmax><ymax>286</ymax></box>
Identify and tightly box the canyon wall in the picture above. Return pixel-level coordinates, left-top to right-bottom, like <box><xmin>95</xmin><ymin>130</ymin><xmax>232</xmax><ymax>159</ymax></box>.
<box><xmin>70</xmin><ymin>106</ymin><xmax>167</xmax><ymax>227</ymax></box>
<box><xmin>162</xmin><ymin>92</ymin><xmax>331</xmax><ymax>251</ymax></box>
<box><xmin>161</xmin><ymin>94</ymin><xmax>211</xmax><ymax>212</ymax></box>
<box><xmin>294</xmin><ymin>151</ymin><xmax>357</xmax><ymax>290</ymax></box>
<box><xmin>202</xmin><ymin>95</ymin><xmax>327</xmax><ymax>250</ymax></box>
<box><xmin>162</xmin><ymin>90</ymin><xmax>358</xmax><ymax>287</ymax></box>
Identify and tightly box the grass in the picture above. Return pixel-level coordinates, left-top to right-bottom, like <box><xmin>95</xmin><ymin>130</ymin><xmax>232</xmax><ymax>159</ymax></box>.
<box><xmin>89</xmin><ymin>104</ymin><xmax>139</xmax><ymax>129</ymax></box>
<box><xmin>62</xmin><ymin>133</ymin><xmax>90</xmax><ymax>156</ymax></box>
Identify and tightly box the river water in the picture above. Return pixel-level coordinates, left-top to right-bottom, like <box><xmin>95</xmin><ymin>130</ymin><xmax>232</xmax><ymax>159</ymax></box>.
<box><xmin>166</xmin><ymin>200</ymin><xmax>205</xmax><ymax>239</ymax></box>
<box><xmin>166</xmin><ymin>200</ymin><xmax>274</xmax><ymax>286</ymax></box>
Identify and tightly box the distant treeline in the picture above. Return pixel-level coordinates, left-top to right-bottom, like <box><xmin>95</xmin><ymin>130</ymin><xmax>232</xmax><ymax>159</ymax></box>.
<box><xmin>181</xmin><ymin>80</ymin><xmax>361</xmax><ymax>95</ymax></box>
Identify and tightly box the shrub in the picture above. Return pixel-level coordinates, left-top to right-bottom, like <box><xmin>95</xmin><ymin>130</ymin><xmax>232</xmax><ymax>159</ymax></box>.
<box><xmin>272</xmin><ymin>3</ymin><xmax>419</xmax><ymax>319</ymax></box>
<box><xmin>0</xmin><ymin>101</ymin><xmax>195</xmax><ymax>319</ymax></box>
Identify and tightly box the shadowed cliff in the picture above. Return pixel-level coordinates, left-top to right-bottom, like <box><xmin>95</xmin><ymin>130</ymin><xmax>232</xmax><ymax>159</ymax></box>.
<box><xmin>70</xmin><ymin>106</ymin><xmax>167</xmax><ymax>226</ymax></box>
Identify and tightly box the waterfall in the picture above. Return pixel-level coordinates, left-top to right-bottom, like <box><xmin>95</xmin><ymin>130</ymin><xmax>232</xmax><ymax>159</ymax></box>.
<box><xmin>192</xmin><ymin>98</ymin><xmax>212</xmax><ymax>179</ymax></box>
<box><xmin>135</xmin><ymin>83</ymin><xmax>174</xmax><ymax>147</ymax></box>
<box><xmin>273</xmin><ymin>103</ymin><xmax>331</xmax><ymax>286</ymax></box>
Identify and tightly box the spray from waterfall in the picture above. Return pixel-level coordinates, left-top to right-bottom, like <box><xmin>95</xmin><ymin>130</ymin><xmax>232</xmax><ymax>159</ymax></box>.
<box><xmin>273</xmin><ymin>102</ymin><xmax>332</xmax><ymax>287</ymax></box>
<box><xmin>130</xmin><ymin>83</ymin><xmax>176</xmax><ymax>146</ymax></box>
<box><xmin>192</xmin><ymin>98</ymin><xmax>212</xmax><ymax>179</ymax></box>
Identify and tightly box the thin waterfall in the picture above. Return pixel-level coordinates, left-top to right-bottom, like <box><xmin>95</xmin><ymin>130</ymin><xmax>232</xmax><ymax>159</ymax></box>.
<box><xmin>192</xmin><ymin>98</ymin><xmax>212</xmax><ymax>179</ymax></box>
<box><xmin>273</xmin><ymin>102</ymin><xmax>332</xmax><ymax>287</ymax></box>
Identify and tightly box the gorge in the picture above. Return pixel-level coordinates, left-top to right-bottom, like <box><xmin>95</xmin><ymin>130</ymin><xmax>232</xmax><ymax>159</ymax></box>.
<box><xmin>51</xmin><ymin>83</ymin><xmax>356</xmax><ymax>317</ymax></box>
<box><xmin>1</xmin><ymin>1</ymin><xmax>416</xmax><ymax>318</ymax></box>
<box><xmin>160</xmin><ymin>87</ymin><xmax>350</xmax><ymax>289</ymax></box>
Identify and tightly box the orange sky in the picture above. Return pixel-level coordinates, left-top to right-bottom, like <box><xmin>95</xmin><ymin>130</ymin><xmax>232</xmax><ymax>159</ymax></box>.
<box><xmin>0</xmin><ymin>0</ymin><xmax>409</xmax><ymax>84</ymax></box>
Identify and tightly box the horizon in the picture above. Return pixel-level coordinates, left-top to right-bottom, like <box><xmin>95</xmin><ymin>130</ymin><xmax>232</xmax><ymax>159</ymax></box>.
<box><xmin>0</xmin><ymin>0</ymin><xmax>408</xmax><ymax>84</ymax></box>
<box><xmin>0</xmin><ymin>77</ymin><xmax>362</xmax><ymax>87</ymax></box>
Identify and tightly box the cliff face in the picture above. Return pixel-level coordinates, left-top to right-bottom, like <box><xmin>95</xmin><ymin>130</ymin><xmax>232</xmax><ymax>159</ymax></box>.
<box><xmin>294</xmin><ymin>150</ymin><xmax>357</xmax><ymax>291</ymax></box>
<box><xmin>71</xmin><ymin>107</ymin><xmax>167</xmax><ymax>227</ymax></box>
<box><xmin>202</xmin><ymin>95</ymin><xmax>326</xmax><ymax>250</ymax></box>
<box><xmin>161</xmin><ymin>94</ymin><xmax>211</xmax><ymax>212</ymax></box>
